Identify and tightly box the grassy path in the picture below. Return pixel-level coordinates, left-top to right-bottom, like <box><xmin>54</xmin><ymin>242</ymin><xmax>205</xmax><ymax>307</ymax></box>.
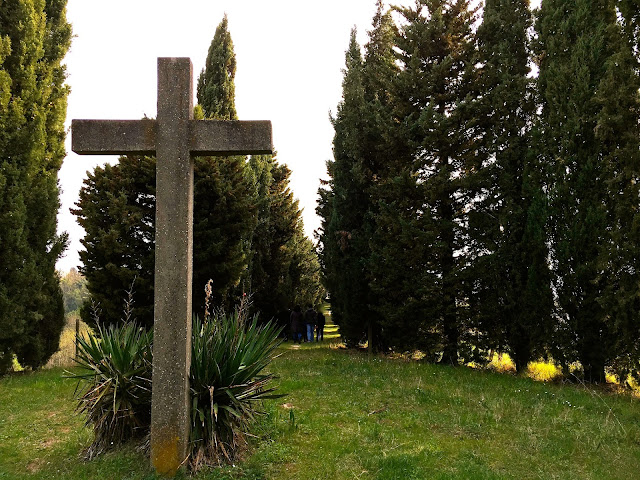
<box><xmin>2</xmin><ymin>318</ymin><xmax>640</xmax><ymax>479</ymax></box>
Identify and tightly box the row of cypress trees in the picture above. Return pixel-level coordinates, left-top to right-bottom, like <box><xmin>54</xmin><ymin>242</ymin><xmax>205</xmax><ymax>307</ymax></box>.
<box><xmin>0</xmin><ymin>0</ymin><xmax>71</xmax><ymax>373</ymax></box>
<box><xmin>74</xmin><ymin>16</ymin><xmax>324</xmax><ymax>331</ymax></box>
<box><xmin>318</xmin><ymin>0</ymin><xmax>640</xmax><ymax>383</ymax></box>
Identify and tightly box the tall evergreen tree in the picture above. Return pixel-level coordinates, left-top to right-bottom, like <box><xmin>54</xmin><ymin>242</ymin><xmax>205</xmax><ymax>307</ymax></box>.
<box><xmin>592</xmin><ymin>9</ymin><xmax>640</xmax><ymax>382</ymax></box>
<box><xmin>468</xmin><ymin>0</ymin><xmax>553</xmax><ymax>371</ymax></box>
<box><xmin>193</xmin><ymin>14</ymin><xmax>257</xmax><ymax>312</ymax></box>
<box><xmin>359</xmin><ymin>2</ymin><xmax>402</xmax><ymax>352</ymax></box>
<box><xmin>318</xmin><ymin>2</ymin><xmax>400</xmax><ymax>350</ymax></box>
<box><xmin>246</xmin><ymin>154</ymin><xmax>311</xmax><ymax>320</ymax></box>
<box><xmin>537</xmin><ymin>0</ymin><xmax>638</xmax><ymax>382</ymax></box>
<box><xmin>365</xmin><ymin>2</ymin><xmax>440</xmax><ymax>353</ymax></box>
<box><xmin>318</xmin><ymin>30</ymin><xmax>368</xmax><ymax>346</ymax></box>
<box><xmin>0</xmin><ymin>0</ymin><xmax>70</xmax><ymax>372</ymax></box>
<box><xmin>197</xmin><ymin>14</ymin><xmax>236</xmax><ymax>122</ymax></box>
<box><xmin>391</xmin><ymin>0</ymin><xmax>478</xmax><ymax>363</ymax></box>
<box><xmin>319</xmin><ymin>23</ymin><xmax>392</xmax><ymax>348</ymax></box>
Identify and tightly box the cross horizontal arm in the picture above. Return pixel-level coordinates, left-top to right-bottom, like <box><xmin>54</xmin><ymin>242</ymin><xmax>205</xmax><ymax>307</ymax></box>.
<box><xmin>72</xmin><ymin>119</ymin><xmax>157</xmax><ymax>155</ymax></box>
<box><xmin>191</xmin><ymin>120</ymin><xmax>273</xmax><ymax>156</ymax></box>
<box><xmin>72</xmin><ymin>119</ymin><xmax>273</xmax><ymax>157</ymax></box>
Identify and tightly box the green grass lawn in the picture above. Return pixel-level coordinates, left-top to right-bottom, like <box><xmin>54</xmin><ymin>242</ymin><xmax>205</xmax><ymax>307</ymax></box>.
<box><xmin>2</xmin><ymin>320</ymin><xmax>640</xmax><ymax>479</ymax></box>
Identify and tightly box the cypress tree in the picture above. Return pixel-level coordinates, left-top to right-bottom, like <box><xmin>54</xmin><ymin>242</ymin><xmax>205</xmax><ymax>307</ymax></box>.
<box><xmin>468</xmin><ymin>0</ymin><xmax>553</xmax><ymax>371</ymax></box>
<box><xmin>0</xmin><ymin>0</ymin><xmax>70</xmax><ymax>371</ymax></box>
<box><xmin>319</xmin><ymin>26</ymin><xmax>389</xmax><ymax>348</ymax></box>
<box><xmin>360</xmin><ymin>2</ymin><xmax>401</xmax><ymax>352</ymax></box>
<box><xmin>391</xmin><ymin>0</ymin><xmax>478</xmax><ymax>363</ymax></box>
<box><xmin>193</xmin><ymin>14</ymin><xmax>257</xmax><ymax>312</ymax></box>
<box><xmin>318</xmin><ymin>3</ymin><xmax>400</xmax><ymax>350</ymax></box>
<box><xmin>592</xmin><ymin>9</ymin><xmax>640</xmax><ymax>382</ymax></box>
<box><xmin>246</xmin><ymin>154</ymin><xmax>310</xmax><ymax>320</ymax></box>
<box><xmin>318</xmin><ymin>30</ymin><xmax>367</xmax><ymax>346</ymax></box>
<box><xmin>537</xmin><ymin>0</ymin><xmax>636</xmax><ymax>382</ymax></box>
<box><xmin>197</xmin><ymin>14</ymin><xmax>236</xmax><ymax>122</ymax></box>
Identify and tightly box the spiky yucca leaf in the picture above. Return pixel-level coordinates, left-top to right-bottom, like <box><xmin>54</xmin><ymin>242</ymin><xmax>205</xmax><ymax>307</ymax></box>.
<box><xmin>67</xmin><ymin>321</ymin><xmax>153</xmax><ymax>459</ymax></box>
<box><xmin>190</xmin><ymin>307</ymin><xmax>283</xmax><ymax>468</ymax></box>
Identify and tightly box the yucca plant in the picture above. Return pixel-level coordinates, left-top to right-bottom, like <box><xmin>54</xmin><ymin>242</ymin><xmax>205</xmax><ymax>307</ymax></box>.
<box><xmin>189</xmin><ymin>300</ymin><xmax>283</xmax><ymax>468</ymax></box>
<box><xmin>68</xmin><ymin>319</ymin><xmax>153</xmax><ymax>459</ymax></box>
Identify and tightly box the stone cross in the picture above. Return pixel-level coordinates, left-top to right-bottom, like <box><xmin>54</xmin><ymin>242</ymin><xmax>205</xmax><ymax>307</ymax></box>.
<box><xmin>72</xmin><ymin>57</ymin><xmax>272</xmax><ymax>476</ymax></box>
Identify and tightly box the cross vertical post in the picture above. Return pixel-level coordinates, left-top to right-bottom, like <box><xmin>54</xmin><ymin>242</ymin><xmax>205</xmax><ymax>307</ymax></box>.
<box><xmin>150</xmin><ymin>57</ymin><xmax>194</xmax><ymax>476</ymax></box>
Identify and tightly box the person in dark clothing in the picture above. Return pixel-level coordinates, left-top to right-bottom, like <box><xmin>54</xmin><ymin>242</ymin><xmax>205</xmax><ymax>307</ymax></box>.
<box><xmin>316</xmin><ymin>310</ymin><xmax>325</xmax><ymax>341</ymax></box>
<box><xmin>304</xmin><ymin>305</ymin><xmax>316</xmax><ymax>342</ymax></box>
<box><xmin>290</xmin><ymin>305</ymin><xmax>303</xmax><ymax>343</ymax></box>
<box><xmin>276</xmin><ymin>309</ymin><xmax>291</xmax><ymax>340</ymax></box>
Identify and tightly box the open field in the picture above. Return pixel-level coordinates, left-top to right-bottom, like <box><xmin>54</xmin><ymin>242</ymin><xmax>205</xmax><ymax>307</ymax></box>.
<box><xmin>2</xmin><ymin>320</ymin><xmax>640</xmax><ymax>479</ymax></box>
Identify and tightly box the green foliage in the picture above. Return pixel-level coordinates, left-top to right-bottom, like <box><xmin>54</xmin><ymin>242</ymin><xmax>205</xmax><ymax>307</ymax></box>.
<box><xmin>536</xmin><ymin>0</ymin><xmax>640</xmax><ymax>382</ymax></box>
<box><xmin>591</xmin><ymin>2</ymin><xmax>640</xmax><ymax>381</ymax></box>
<box><xmin>192</xmin><ymin>153</ymin><xmax>258</xmax><ymax>312</ymax></box>
<box><xmin>319</xmin><ymin>29</ymin><xmax>371</xmax><ymax>348</ymax></box>
<box><xmin>0</xmin><ymin>0</ymin><xmax>70</xmax><ymax>373</ymax></box>
<box><xmin>190</xmin><ymin>303</ymin><xmax>283</xmax><ymax>468</ymax></box>
<box><xmin>319</xmin><ymin>4</ymin><xmax>397</xmax><ymax>350</ymax></box>
<box><xmin>68</xmin><ymin>320</ymin><xmax>153</xmax><ymax>459</ymax></box>
<box><xmin>467</xmin><ymin>0</ymin><xmax>554</xmax><ymax>371</ymax></box>
<box><xmin>252</xmin><ymin>161</ymin><xmax>324</xmax><ymax>318</ymax></box>
<box><xmin>60</xmin><ymin>268</ymin><xmax>89</xmax><ymax>314</ymax></box>
<box><xmin>394</xmin><ymin>0</ymin><xmax>479</xmax><ymax>364</ymax></box>
<box><xmin>246</xmin><ymin>155</ymin><xmax>308</xmax><ymax>320</ymax></box>
<box><xmin>72</xmin><ymin>156</ymin><xmax>156</xmax><ymax>330</ymax></box>
<box><xmin>317</xmin><ymin>0</ymin><xmax>640</xmax><ymax>383</ymax></box>
<box><xmin>288</xmin><ymin>233</ymin><xmax>325</xmax><ymax>310</ymax></box>
<box><xmin>197</xmin><ymin>14</ymin><xmax>237</xmax><ymax>122</ymax></box>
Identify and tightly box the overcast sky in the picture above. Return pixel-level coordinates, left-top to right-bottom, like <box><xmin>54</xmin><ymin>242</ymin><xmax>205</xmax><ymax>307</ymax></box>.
<box><xmin>57</xmin><ymin>0</ymin><xmax>541</xmax><ymax>273</ymax></box>
<box><xmin>57</xmin><ymin>0</ymin><xmax>402</xmax><ymax>272</ymax></box>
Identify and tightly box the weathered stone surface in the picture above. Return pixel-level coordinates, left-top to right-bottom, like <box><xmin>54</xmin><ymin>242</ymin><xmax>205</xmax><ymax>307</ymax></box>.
<box><xmin>72</xmin><ymin>118</ymin><xmax>272</xmax><ymax>157</ymax></box>
<box><xmin>150</xmin><ymin>57</ymin><xmax>194</xmax><ymax>477</ymax></box>
<box><xmin>191</xmin><ymin>120</ymin><xmax>273</xmax><ymax>155</ymax></box>
<box><xmin>71</xmin><ymin>57</ymin><xmax>273</xmax><ymax>477</ymax></box>
<box><xmin>71</xmin><ymin>119</ymin><xmax>157</xmax><ymax>155</ymax></box>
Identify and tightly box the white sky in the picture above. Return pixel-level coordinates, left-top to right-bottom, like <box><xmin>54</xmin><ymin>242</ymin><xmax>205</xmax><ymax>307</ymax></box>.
<box><xmin>57</xmin><ymin>0</ymin><xmax>541</xmax><ymax>273</ymax></box>
<box><xmin>57</xmin><ymin>0</ymin><xmax>402</xmax><ymax>272</ymax></box>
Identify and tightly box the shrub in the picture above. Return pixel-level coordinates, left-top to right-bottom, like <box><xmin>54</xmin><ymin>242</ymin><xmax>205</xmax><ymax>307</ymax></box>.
<box><xmin>68</xmin><ymin>319</ymin><xmax>153</xmax><ymax>459</ymax></box>
<box><xmin>69</xmin><ymin>283</ymin><xmax>283</xmax><ymax>468</ymax></box>
<box><xmin>189</xmin><ymin>299</ymin><xmax>283</xmax><ymax>469</ymax></box>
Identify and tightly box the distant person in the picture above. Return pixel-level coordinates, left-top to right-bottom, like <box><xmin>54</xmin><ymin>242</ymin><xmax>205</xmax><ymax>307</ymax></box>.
<box><xmin>290</xmin><ymin>306</ymin><xmax>303</xmax><ymax>343</ymax></box>
<box><xmin>304</xmin><ymin>305</ymin><xmax>316</xmax><ymax>342</ymax></box>
<box><xmin>316</xmin><ymin>310</ymin><xmax>325</xmax><ymax>342</ymax></box>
